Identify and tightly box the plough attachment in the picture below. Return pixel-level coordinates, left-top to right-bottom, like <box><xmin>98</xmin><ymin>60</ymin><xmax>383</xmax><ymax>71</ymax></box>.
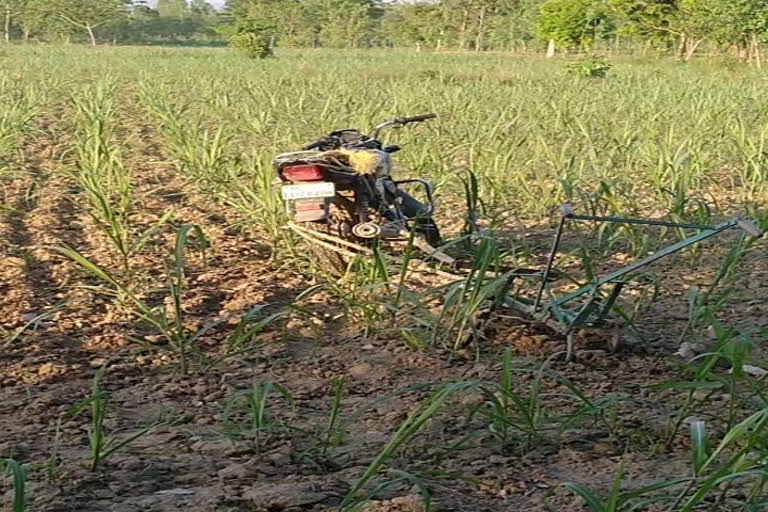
<box><xmin>287</xmin><ymin>204</ymin><xmax>763</xmax><ymax>361</ymax></box>
<box><xmin>503</xmin><ymin>205</ymin><xmax>764</xmax><ymax>360</ymax></box>
<box><xmin>286</xmin><ymin>220</ymin><xmax>555</xmax><ymax>281</ymax></box>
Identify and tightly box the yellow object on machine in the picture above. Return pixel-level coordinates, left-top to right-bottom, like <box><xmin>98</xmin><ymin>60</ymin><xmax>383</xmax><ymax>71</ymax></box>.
<box><xmin>319</xmin><ymin>148</ymin><xmax>385</xmax><ymax>175</ymax></box>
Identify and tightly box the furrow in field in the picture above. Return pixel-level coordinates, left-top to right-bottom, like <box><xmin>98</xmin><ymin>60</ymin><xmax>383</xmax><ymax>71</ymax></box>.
<box><xmin>117</xmin><ymin>94</ymin><xmax>308</xmax><ymax>324</ymax></box>
<box><xmin>0</xmin><ymin>102</ymin><xmax>90</xmax><ymax>340</ymax></box>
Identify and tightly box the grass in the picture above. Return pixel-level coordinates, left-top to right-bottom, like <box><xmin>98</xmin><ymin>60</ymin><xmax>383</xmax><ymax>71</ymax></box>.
<box><xmin>0</xmin><ymin>75</ymin><xmax>49</xmax><ymax>156</ymax></box>
<box><xmin>322</xmin><ymin>377</ymin><xmax>347</xmax><ymax>457</ymax></box>
<box><xmin>340</xmin><ymin>381</ymin><xmax>481</xmax><ymax>510</ymax></box>
<box><xmin>138</xmin><ymin>83</ymin><xmax>288</xmax><ymax>244</ymax></box>
<box><xmin>72</xmin><ymin>81</ymin><xmax>172</xmax><ymax>273</ymax></box>
<box><xmin>564</xmin><ymin>469</ymin><xmax>685</xmax><ymax>512</ymax></box>
<box><xmin>476</xmin><ymin>349</ymin><xmax>555</xmax><ymax>454</ymax></box>
<box><xmin>15</xmin><ymin>46</ymin><xmax>758</xmax><ymax>234</ymax></box>
<box><xmin>565</xmin><ymin>407</ymin><xmax>768</xmax><ymax>511</ymax></box>
<box><xmin>56</xmin><ymin>221</ymin><xmax>287</xmax><ymax>375</ymax></box>
<box><xmin>0</xmin><ymin>75</ymin><xmax>54</xmax><ymax>208</ymax></box>
<box><xmin>57</xmin><ymin>224</ymin><xmax>214</xmax><ymax>374</ymax></box>
<box><xmin>1</xmin><ymin>301</ymin><xmax>68</xmax><ymax>349</ymax></box>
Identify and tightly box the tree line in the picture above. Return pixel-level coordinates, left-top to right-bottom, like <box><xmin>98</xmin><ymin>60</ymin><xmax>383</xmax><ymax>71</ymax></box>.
<box><xmin>225</xmin><ymin>0</ymin><xmax>768</xmax><ymax>62</ymax></box>
<box><xmin>4</xmin><ymin>0</ymin><xmax>768</xmax><ymax>62</ymax></box>
<box><xmin>2</xmin><ymin>0</ymin><xmax>219</xmax><ymax>46</ymax></box>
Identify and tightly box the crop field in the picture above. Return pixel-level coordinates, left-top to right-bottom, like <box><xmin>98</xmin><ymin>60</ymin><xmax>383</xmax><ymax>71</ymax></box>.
<box><xmin>2</xmin><ymin>45</ymin><xmax>768</xmax><ymax>512</ymax></box>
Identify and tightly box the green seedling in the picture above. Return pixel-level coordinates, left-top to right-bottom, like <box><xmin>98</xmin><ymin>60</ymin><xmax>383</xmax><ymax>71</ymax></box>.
<box><xmin>222</xmin><ymin>380</ymin><xmax>294</xmax><ymax>451</ymax></box>
<box><xmin>340</xmin><ymin>381</ymin><xmax>480</xmax><ymax>510</ymax></box>
<box><xmin>1</xmin><ymin>458</ymin><xmax>27</xmax><ymax>512</ymax></box>
<box><xmin>67</xmin><ymin>368</ymin><xmax>155</xmax><ymax>471</ymax></box>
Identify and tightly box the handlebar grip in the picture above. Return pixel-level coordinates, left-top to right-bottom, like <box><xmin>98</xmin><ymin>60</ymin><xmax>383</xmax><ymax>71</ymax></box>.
<box><xmin>302</xmin><ymin>140</ymin><xmax>323</xmax><ymax>151</ymax></box>
<box><xmin>560</xmin><ymin>204</ymin><xmax>575</xmax><ymax>218</ymax></box>
<box><xmin>400</xmin><ymin>113</ymin><xmax>437</xmax><ymax>124</ymax></box>
<box><xmin>736</xmin><ymin>217</ymin><xmax>764</xmax><ymax>238</ymax></box>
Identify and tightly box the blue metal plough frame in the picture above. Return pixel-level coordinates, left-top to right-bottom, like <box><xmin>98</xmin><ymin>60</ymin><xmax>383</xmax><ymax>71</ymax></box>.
<box><xmin>503</xmin><ymin>204</ymin><xmax>764</xmax><ymax>359</ymax></box>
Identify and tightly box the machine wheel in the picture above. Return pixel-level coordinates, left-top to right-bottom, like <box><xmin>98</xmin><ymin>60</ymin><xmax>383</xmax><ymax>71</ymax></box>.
<box><xmin>415</xmin><ymin>217</ymin><xmax>442</xmax><ymax>247</ymax></box>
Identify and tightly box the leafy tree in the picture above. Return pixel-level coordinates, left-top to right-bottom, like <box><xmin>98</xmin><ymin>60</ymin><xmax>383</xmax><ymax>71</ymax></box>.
<box><xmin>381</xmin><ymin>2</ymin><xmax>445</xmax><ymax>50</ymax></box>
<box><xmin>48</xmin><ymin>0</ymin><xmax>128</xmax><ymax>45</ymax></box>
<box><xmin>610</xmin><ymin>0</ymin><xmax>677</xmax><ymax>37</ymax></box>
<box><xmin>612</xmin><ymin>0</ymin><xmax>768</xmax><ymax>60</ymax></box>
<box><xmin>189</xmin><ymin>0</ymin><xmax>214</xmax><ymax>17</ymax></box>
<box><xmin>3</xmin><ymin>0</ymin><xmax>766</xmax><ymax>58</ymax></box>
<box><xmin>3</xmin><ymin>0</ymin><xmax>24</xmax><ymax>41</ymax></box>
<box><xmin>14</xmin><ymin>0</ymin><xmax>68</xmax><ymax>41</ymax></box>
<box><xmin>484</xmin><ymin>0</ymin><xmax>543</xmax><ymax>51</ymax></box>
<box><xmin>307</xmin><ymin>0</ymin><xmax>374</xmax><ymax>48</ymax></box>
<box><xmin>683</xmin><ymin>0</ymin><xmax>768</xmax><ymax>60</ymax></box>
<box><xmin>223</xmin><ymin>17</ymin><xmax>273</xmax><ymax>57</ymax></box>
<box><xmin>157</xmin><ymin>0</ymin><xmax>187</xmax><ymax>19</ymax></box>
<box><xmin>537</xmin><ymin>0</ymin><xmax>611</xmax><ymax>51</ymax></box>
<box><xmin>380</xmin><ymin>0</ymin><xmax>541</xmax><ymax>51</ymax></box>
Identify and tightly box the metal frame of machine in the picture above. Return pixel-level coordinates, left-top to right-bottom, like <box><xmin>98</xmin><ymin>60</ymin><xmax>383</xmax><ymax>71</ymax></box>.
<box><xmin>502</xmin><ymin>204</ymin><xmax>764</xmax><ymax>359</ymax></box>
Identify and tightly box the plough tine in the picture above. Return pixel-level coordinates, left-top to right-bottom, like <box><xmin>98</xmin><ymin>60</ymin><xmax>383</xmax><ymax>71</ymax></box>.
<box><xmin>286</xmin><ymin>222</ymin><xmax>374</xmax><ymax>255</ymax></box>
<box><xmin>287</xmin><ymin>224</ymin><xmax>367</xmax><ymax>259</ymax></box>
<box><xmin>287</xmin><ymin>223</ymin><xmax>465</xmax><ymax>281</ymax></box>
<box><xmin>411</xmin><ymin>236</ymin><xmax>457</xmax><ymax>266</ymax></box>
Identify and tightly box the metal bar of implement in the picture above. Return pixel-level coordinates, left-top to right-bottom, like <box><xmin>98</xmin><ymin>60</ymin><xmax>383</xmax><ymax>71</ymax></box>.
<box><xmin>533</xmin><ymin>214</ymin><xmax>567</xmax><ymax>312</ymax></box>
<box><xmin>504</xmin><ymin>296</ymin><xmax>536</xmax><ymax>315</ymax></box>
<box><xmin>552</xmin><ymin>219</ymin><xmax>738</xmax><ymax>307</ymax></box>
<box><xmin>564</xmin><ymin>293</ymin><xmax>602</xmax><ymax>333</ymax></box>
<box><xmin>393</xmin><ymin>179</ymin><xmax>435</xmax><ymax>216</ymax></box>
<box><xmin>596</xmin><ymin>282</ymin><xmax>625</xmax><ymax>323</ymax></box>
<box><xmin>567</xmin><ymin>214</ymin><xmax>714</xmax><ymax>231</ymax></box>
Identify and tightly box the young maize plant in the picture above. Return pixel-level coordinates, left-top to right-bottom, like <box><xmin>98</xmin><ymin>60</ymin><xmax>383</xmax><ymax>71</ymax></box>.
<box><xmin>73</xmin><ymin>81</ymin><xmax>170</xmax><ymax>273</ymax></box>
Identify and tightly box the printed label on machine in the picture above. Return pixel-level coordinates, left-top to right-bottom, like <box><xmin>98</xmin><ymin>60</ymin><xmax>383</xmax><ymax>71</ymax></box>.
<box><xmin>281</xmin><ymin>182</ymin><xmax>335</xmax><ymax>200</ymax></box>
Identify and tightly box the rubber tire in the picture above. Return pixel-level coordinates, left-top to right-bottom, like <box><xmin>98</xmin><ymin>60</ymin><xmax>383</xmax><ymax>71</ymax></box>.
<box><xmin>415</xmin><ymin>218</ymin><xmax>442</xmax><ymax>247</ymax></box>
<box><xmin>305</xmin><ymin>220</ymin><xmax>350</xmax><ymax>277</ymax></box>
<box><xmin>393</xmin><ymin>190</ymin><xmax>442</xmax><ymax>246</ymax></box>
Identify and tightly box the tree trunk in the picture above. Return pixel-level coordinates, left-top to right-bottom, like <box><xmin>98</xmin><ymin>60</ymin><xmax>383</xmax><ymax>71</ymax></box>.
<box><xmin>677</xmin><ymin>35</ymin><xmax>685</xmax><ymax>59</ymax></box>
<box><xmin>474</xmin><ymin>5</ymin><xmax>486</xmax><ymax>51</ymax></box>
<box><xmin>683</xmin><ymin>38</ymin><xmax>702</xmax><ymax>62</ymax></box>
<box><xmin>458</xmin><ymin>5</ymin><xmax>469</xmax><ymax>50</ymax></box>
<box><xmin>676</xmin><ymin>34</ymin><xmax>687</xmax><ymax>60</ymax></box>
<box><xmin>87</xmin><ymin>24</ymin><xmax>96</xmax><ymax>46</ymax></box>
<box><xmin>546</xmin><ymin>39</ymin><xmax>555</xmax><ymax>58</ymax></box>
<box><xmin>737</xmin><ymin>37</ymin><xmax>748</xmax><ymax>61</ymax></box>
<box><xmin>22</xmin><ymin>27</ymin><xmax>29</xmax><ymax>41</ymax></box>
<box><xmin>4</xmin><ymin>7</ymin><xmax>10</xmax><ymax>42</ymax></box>
<box><xmin>752</xmin><ymin>33</ymin><xmax>761</xmax><ymax>69</ymax></box>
